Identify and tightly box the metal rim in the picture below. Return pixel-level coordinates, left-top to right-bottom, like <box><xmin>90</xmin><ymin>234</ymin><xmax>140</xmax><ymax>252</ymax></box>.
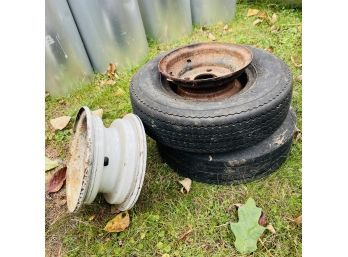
<box><xmin>66</xmin><ymin>107</ymin><xmax>93</xmax><ymax>212</ymax></box>
<box><xmin>158</xmin><ymin>42</ymin><xmax>253</xmax><ymax>89</ymax></box>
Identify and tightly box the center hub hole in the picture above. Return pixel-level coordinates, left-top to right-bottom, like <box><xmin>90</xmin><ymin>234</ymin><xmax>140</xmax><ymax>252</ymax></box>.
<box><xmin>194</xmin><ymin>73</ymin><xmax>217</xmax><ymax>80</ymax></box>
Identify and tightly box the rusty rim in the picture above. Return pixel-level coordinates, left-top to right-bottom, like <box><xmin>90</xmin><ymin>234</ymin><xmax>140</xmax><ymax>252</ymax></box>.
<box><xmin>174</xmin><ymin>78</ymin><xmax>244</xmax><ymax>101</ymax></box>
<box><xmin>158</xmin><ymin>43</ymin><xmax>252</xmax><ymax>89</ymax></box>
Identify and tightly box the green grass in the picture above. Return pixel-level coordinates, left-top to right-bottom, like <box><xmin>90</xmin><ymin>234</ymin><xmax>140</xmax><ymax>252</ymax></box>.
<box><xmin>45</xmin><ymin>2</ymin><xmax>302</xmax><ymax>256</ymax></box>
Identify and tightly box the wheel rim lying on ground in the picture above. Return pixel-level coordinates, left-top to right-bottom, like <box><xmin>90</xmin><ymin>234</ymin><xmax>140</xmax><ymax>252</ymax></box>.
<box><xmin>131</xmin><ymin>45</ymin><xmax>292</xmax><ymax>153</ymax></box>
<box><xmin>158</xmin><ymin>109</ymin><xmax>296</xmax><ymax>185</ymax></box>
<box><xmin>66</xmin><ymin>106</ymin><xmax>147</xmax><ymax>212</ymax></box>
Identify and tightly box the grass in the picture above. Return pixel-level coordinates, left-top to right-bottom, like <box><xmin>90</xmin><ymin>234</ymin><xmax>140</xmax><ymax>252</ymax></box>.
<box><xmin>45</xmin><ymin>2</ymin><xmax>302</xmax><ymax>256</ymax></box>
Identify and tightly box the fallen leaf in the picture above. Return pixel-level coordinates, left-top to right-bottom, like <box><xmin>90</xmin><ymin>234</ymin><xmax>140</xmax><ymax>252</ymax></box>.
<box><xmin>45</xmin><ymin>157</ymin><xmax>60</xmax><ymax>171</ymax></box>
<box><xmin>162</xmin><ymin>254</ymin><xmax>170</xmax><ymax>257</ymax></box>
<box><xmin>46</xmin><ymin>167</ymin><xmax>67</xmax><ymax>193</ymax></box>
<box><xmin>266</xmin><ymin>223</ymin><xmax>276</xmax><ymax>234</ymax></box>
<box><xmin>294</xmin><ymin>215</ymin><xmax>302</xmax><ymax>225</ymax></box>
<box><xmin>45</xmin><ymin>92</ymin><xmax>50</xmax><ymax>98</ymax></box>
<box><xmin>247</xmin><ymin>8</ymin><xmax>260</xmax><ymax>17</ymax></box>
<box><xmin>50</xmin><ymin>116</ymin><xmax>71</xmax><ymax>130</ymax></box>
<box><xmin>253</xmin><ymin>19</ymin><xmax>263</xmax><ymax>26</ymax></box>
<box><xmin>107</xmin><ymin>63</ymin><xmax>117</xmax><ymax>78</ymax></box>
<box><xmin>178</xmin><ymin>225</ymin><xmax>193</xmax><ymax>241</ymax></box>
<box><xmin>179</xmin><ymin>178</ymin><xmax>192</xmax><ymax>194</ymax></box>
<box><xmin>110</xmin><ymin>205</ymin><xmax>121</xmax><ymax>215</ymax></box>
<box><xmin>56</xmin><ymin>198</ymin><xmax>67</xmax><ymax>207</ymax></box>
<box><xmin>230</xmin><ymin>198</ymin><xmax>266</xmax><ymax>254</ymax></box>
<box><xmin>294</xmin><ymin>126</ymin><xmax>302</xmax><ymax>141</ymax></box>
<box><xmin>257</xmin><ymin>11</ymin><xmax>268</xmax><ymax>20</ymax></box>
<box><xmin>208</xmin><ymin>32</ymin><xmax>216</xmax><ymax>41</ymax></box>
<box><xmin>88</xmin><ymin>215</ymin><xmax>96</xmax><ymax>221</ymax></box>
<box><xmin>270</xmin><ymin>13</ymin><xmax>278</xmax><ymax>24</ymax></box>
<box><xmin>291</xmin><ymin>56</ymin><xmax>302</xmax><ymax>67</ymax></box>
<box><xmin>223</xmin><ymin>24</ymin><xmax>229</xmax><ymax>30</ymax></box>
<box><xmin>104</xmin><ymin>211</ymin><xmax>130</xmax><ymax>232</ymax></box>
<box><xmin>258</xmin><ymin>212</ymin><xmax>267</xmax><ymax>227</ymax></box>
<box><xmin>92</xmin><ymin>109</ymin><xmax>103</xmax><ymax>118</ymax></box>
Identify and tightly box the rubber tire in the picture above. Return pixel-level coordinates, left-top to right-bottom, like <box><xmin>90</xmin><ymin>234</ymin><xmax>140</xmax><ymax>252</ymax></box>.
<box><xmin>130</xmin><ymin>46</ymin><xmax>292</xmax><ymax>153</ymax></box>
<box><xmin>158</xmin><ymin>110</ymin><xmax>296</xmax><ymax>185</ymax></box>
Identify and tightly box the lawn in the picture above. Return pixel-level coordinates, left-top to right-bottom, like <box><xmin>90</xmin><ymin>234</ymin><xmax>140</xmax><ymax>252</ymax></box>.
<box><xmin>45</xmin><ymin>2</ymin><xmax>302</xmax><ymax>256</ymax></box>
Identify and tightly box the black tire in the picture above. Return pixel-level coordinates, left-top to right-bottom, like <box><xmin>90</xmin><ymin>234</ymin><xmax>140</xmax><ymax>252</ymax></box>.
<box><xmin>158</xmin><ymin>110</ymin><xmax>296</xmax><ymax>185</ymax></box>
<box><xmin>130</xmin><ymin>45</ymin><xmax>292</xmax><ymax>153</ymax></box>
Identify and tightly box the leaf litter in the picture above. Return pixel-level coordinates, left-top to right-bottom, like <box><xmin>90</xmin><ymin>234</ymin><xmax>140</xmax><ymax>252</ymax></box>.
<box><xmin>104</xmin><ymin>211</ymin><xmax>130</xmax><ymax>233</ymax></box>
<box><xmin>50</xmin><ymin>116</ymin><xmax>71</xmax><ymax>130</ymax></box>
<box><xmin>46</xmin><ymin>167</ymin><xmax>67</xmax><ymax>193</ymax></box>
<box><xmin>179</xmin><ymin>178</ymin><xmax>192</xmax><ymax>194</ymax></box>
<box><xmin>230</xmin><ymin>198</ymin><xmax>266</xmax><ymax>254</ymax></box>
<box><xmin>45</xmin><ymin>156</ymin><xmax>60</xmax><ymax>171</ymax></box>
<box><xmin>230</xmin><ymin>198</ymin><xmax>277</xmax><ymax>254</ymax></box>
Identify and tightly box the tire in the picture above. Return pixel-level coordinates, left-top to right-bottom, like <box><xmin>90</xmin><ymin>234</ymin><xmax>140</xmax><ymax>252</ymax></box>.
<box><xmin>130</xmin><ymin>45</ymin><xmax>292</xmax><ymax>153</ymax></box>
<box><xmin>158</xmin><ymin>110</ymin><xmax>296</xmax><ymax>185</ymax></box>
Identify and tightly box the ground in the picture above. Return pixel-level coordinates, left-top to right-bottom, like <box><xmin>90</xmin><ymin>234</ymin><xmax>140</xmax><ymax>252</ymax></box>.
<box><xmin>45</xmin><ymin>2</ymin><xmax>302</xmax><ymax>256</ymax></box>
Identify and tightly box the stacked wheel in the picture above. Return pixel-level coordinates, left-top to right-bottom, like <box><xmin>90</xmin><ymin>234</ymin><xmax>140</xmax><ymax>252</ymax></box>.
<box><xmin>130</xmin><ymin>44</ymin><xmax>295</xmax><ymax>184</ymax></box>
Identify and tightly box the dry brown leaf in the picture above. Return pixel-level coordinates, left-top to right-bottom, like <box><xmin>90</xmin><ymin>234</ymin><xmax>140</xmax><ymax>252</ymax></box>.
<box><xmin>223</xmin><ymin>24</ymin><xmax>229</xmax><ymax>30</ymax></box>
<box><xmin>50</xmin><ymin>116</ymin><xmax>71</xmax><ymax>130</ymax></box>
<box><xmin>46</xmin><ymin>167</ymin><xmax>67</xmax><ymax>193</ymax></box>
<box><xmin>253</xmin><ymin>19</ymin><xmax>263</xmax><ymax>26</ymax></box>
<box><xmin>104</xmin><ymin>211</ymin><xmax>130</xmax><ymax>232</ymax></box>
<box><xmin>258</xmin><ymin>212</ymin><xmax>267</xmax><ymax>227</ymax></box>
<box><xmin>92</xmin><ymin>109</ymin><xmax>103</xmax><ymax>118</ymax></box>
<box><xmin>56</xmin><ymin>198</ymin><xmax>67</xmax><ymax>207</ymax></box>
<box><xmin>257</xmin><ymin>11</ymin><xmax>268</xmax><ymax>20</ymax></box>
<box><xmin>270</xmin><ymin>13</ymin><xmax>278</xmax><ymax>24</ymax></box>
<box><xmin>294</xmin><ymin>126</ymin><xmax>302</xmax><ymax>141</ymax></box>
<box><xmin>179</xmin><ymin>178</ymin><xmax>192</xmax><ymax>194</ymax></box>
<box><xmin>266</xmin><ymin>223</ymin><xmax>276</xmax><ymax>234</ymax></box>
<box><xmin>247</xmin><ymin>8</ymin><xmax>260</xmax><ymax>17</ymax></box>
<box><xmin>208</xmin><ymin>32</ymin><xmax>216</xmax><ymax>41</ymax></box>
<box><xmin>291</xmin><ymin>56</ymin><xmax>302</xmax><ymax>67</ymax></box>
<box><xmin>107</xmin><ymin>63</ymin><xmax>117</xmax><ymax>77</ymax></box>
<box><xmin>294</xmin><ymin>215</ymin><xmax>302</xmax><ymax>225</ymax></box>
<box><xmin>45</xmin><ymin>157</ymin><xmax>60</xmax><ymax>171</ymax></box>
<box><xmin>178</xmin><ymin>225</ymin><xmax>193</xmax><ymax>241</ymax></box>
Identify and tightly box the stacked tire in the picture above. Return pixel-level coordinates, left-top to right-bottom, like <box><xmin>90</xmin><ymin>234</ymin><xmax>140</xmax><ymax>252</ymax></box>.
<box><xmin>130</xmin><ymin>45</ymin><xmax>296</xmax><ymax>184</ymax></box>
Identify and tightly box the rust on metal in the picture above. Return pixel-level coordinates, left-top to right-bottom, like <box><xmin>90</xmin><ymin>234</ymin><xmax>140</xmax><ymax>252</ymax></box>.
<box><xmin>158</xmin><ymin>42</ymin><xmax>252</xmax><ymax>89</ymax></box>
<box><xmin>174</xmin><ymin>79</ymin><xmax>243</xmax><ymax>101</ymax></box>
